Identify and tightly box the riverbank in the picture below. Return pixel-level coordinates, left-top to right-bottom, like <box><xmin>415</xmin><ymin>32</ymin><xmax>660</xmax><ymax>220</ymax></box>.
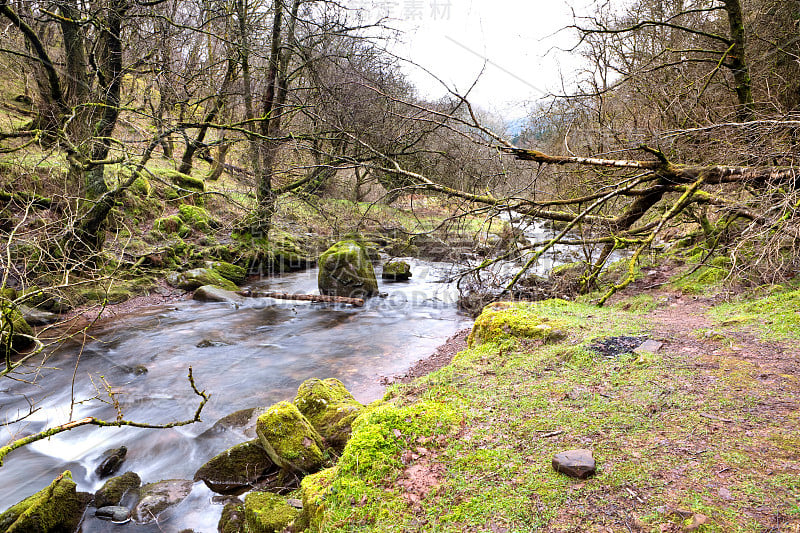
<box><xmin>299</xmin><ymin>268</ymin><xmax>800</xmax><ymax>532</ymax></box>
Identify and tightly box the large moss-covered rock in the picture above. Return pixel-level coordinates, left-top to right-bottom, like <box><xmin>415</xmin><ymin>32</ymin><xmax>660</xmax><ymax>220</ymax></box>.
<box><xmin>293</xmin><ymin>378</ymin><xmax>363</xmax><ymax>451</ymax></box>
<box><xmin>171</xmin><ymin>268</ymin><xmax>238</xmax><ymax>291</ymax></box>
<box><xmin>0</xmin><ymin>471</ymin><xmax>89</xmax><ymax>532</ymax></box>
<box><xmin>94</xmin><ymin>471</ymin><xmax>141</xmax><ymax>508</ymax></box>
<box><xmin>256</xmin><ymin>401</ymin><xmax>326</xmax><ymax>474</ymax></box>
<box><xmin>381</xmin><ymin>260</ymin><xmax>412</xmax><ymax>281</ymax></box>
<box><xmin>1</xmin><ymin>301</ymin><xmax>34</xmax><ymax>353</ymax></box>
<box><xmin>193</xmin><ymin>440</ymin><xmax>278</xmax><ymax>495</ymax></box>
<box><xmin>467</xmin><ymin>301</ymin><xmax>568</xmax><ymax>347</ymax></box>
<box><xmin>318</xmin><ymin>240</ymin><xmax>378</xmax><ymax>298</ymax></box>
<box><xmin>244</xmin><ymin>492</ymin><xmax>299</xmax><ymax>533</ymax></box>
<box><xmin>133</xmin><ymin>479</ymin><xmax>193</xmax><ymax>524</ymax></box>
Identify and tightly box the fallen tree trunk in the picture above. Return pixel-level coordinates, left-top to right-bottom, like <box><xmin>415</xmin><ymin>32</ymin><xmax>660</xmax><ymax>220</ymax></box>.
<box><xmin>237</xmin><ymin>290</ymin><xmax>365</xmax><ymax>307</ymax></box>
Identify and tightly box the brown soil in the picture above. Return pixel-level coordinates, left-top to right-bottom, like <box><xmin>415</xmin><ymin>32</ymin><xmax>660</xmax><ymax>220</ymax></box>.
<box><xmin>386</xmin><ymin>328</ymin><xmax>471</xmax><ymax>385</ymax></box>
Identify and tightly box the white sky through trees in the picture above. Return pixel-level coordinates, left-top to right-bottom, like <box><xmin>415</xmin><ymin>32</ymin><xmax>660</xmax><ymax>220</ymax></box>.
<box><xmin>349</xmin><ymin>0</ymin><xmax>594</xmax><ymax>124</ymax></box>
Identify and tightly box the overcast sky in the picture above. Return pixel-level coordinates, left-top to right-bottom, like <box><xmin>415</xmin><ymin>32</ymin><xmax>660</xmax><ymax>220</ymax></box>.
<box><xmin>351</xmin><ymin>0</ymin><xmax>596</xmax><ymax>122</ymax></box>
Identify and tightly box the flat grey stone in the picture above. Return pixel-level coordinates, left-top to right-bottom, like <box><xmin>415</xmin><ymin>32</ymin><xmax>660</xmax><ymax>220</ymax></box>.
<box><xmin>552</xmin><ymin>449</ymin><xmax>596</xmax><ymax>479</ymax></box>
<box><xmin>96</xmin><ymin>505</ymin><xmax>131</xmax><ymax>523</ymax></box>
<box><xmin>287</xmin><ymin>498</ymin><xmax>303</xmax><ymax>509</ymax></box>
<box><xmin>633</xmin><ymin>339</ymin><xmax>663</xmax><ymax>354</ymax></box>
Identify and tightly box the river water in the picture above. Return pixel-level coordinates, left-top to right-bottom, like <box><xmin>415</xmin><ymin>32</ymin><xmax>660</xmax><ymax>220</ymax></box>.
<box><xmin>0</xmin><ymin>260</ymin><xmax>469</xmax><ymax>530</ymax></box>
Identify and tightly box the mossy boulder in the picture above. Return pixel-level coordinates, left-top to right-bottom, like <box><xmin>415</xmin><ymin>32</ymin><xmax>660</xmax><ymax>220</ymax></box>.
<box><xmin>172</xmin><ymin>268</ymin><xmax>238</xmax><ymax>291</ymax></box>
<box><xmin>1</xmin><ymin>301</ymin><xmax>34</xmax><ymax>353</ymax></box>
<box><xmin>153</xmin><ymin>215</ymin><xmax>190</xmax><ymax>238</ymax></box>
<box><xmin>318</xmin><ymin>240</ymin><xmax>378</xmax><ymax>298</ymax></box>
<box><xmin>256</xmin><ymin>401</ymin><xmax>326</xmax><ymax>474</ymax></box>
<box><xmin>467</xmin><ymin>302</ymin><xmax>568</xmax><ymax>347</ymax></box>
<box><xmin>0</xmin><ymin>471</ymin><xmax>89</xmax><ymax>532</ymax></box>
<box><xmin>381</xmin><ymin>261</ymin><xmax>412</xmax><ymax>281</ymax></box>
<box><xmin>193</xmin><ymin>440</ymin><xmax>278</xmax><ymax>495</ymax></box>
<box><xmin>178</xmin><ymin>204</ymin><xmax>219</xmax><ymax>232</ymax></box>
<box><xmin>133</xmin><ymin>479</ymin><xmax>193</xmax><ymax>524</ymax></box>
<box><xmin>94</xmin><ymin>471</ymin><xmax>141</xmax><ymax>508</ymax></box>
<box><xmin>205</xmin><ymin>261</ymin><xmax>247</xmax><ymax>284</ymax></box>
<box><xmin>244</xmin><ymin>492</ymin><xmax>300</xmax><ymax>533</ymax></box>
<box><xmin>218</xmin><ymin>500</ymin><xmax>245</xmax><ymax>533</ymax></box>
<box><xmin>293</xmin><ymin>378</ymin><xmax>364</xmax><ymax>451</ymax></box>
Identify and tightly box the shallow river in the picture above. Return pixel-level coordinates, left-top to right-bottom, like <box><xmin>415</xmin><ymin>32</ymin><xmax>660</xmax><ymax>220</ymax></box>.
<box><xmin>0</xmin><ymin>260</ymin><xmax>469</xmax><ymax>530</ymax></box>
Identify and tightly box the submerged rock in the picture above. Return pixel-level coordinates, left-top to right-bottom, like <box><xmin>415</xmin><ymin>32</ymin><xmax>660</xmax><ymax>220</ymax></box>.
<box><xmin>293</xmin><ymin>378</ymin><xmax>364</xmax><ymax>451</ymax></box>
<box><xmin>19</xmin><ymin>304</ymin><xmax>59</xmax><ymax>326</ymax></box>
<box><xmin>94</xmin><ymin>471</ymin><xmax>140</xmax><ymax>507</ymax></box>
<box><xmin>134</xmin><ymin>479</ymin><xmax>193</xmax><ymax>524</ymax></box>
<box><xmin>318</xmin><ymin>240</ymin><xmax>378</xmax><ymax>299</ymax></box>
<box><xmin>552</xmin><ymin>449</ymin><xmax>596</xmax><ymax>479</ymax></box>
<box><xmin>0</xmin><ymin>471</ymin><xmax>90</xmax><ymax>532</ymax></box>
<box><xmin>95</xmin><ymin>446</ymin><xmax>127</xmax><ymax>478</ymax></box>
<box><xmin>244</xmin><ymin>492</ymin><xmax>300</xmax><ymax>533</ymax></box>
<box><xmin>256</xmin><ymin>401</ymin><xmax>326</xmax><ymax>474</ymax></box>
<box><xmin>381</xmin><ymin>261</ymin><xmax>412</xmax><ymax>281</ymax></box>
<box><xmin>95</xmin><ymin>505</ymin><xmax>131</xmax><ymax>522</ymax></box>
<box><xmin>193</xmin><ymin>440</ymin><xmax>279</xmax><ymax>495</ymax></box>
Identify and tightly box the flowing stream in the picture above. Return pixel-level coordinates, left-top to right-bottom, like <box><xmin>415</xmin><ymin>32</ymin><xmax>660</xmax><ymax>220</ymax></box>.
<box><xmin>0</xmin><ymin>259</ymin><xmax>469</xmax><ymax>530</ymax></box>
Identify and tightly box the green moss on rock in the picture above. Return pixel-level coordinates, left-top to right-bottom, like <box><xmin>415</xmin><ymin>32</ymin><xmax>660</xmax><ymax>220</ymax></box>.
<box><xmin>154</xmin><ymin>215</ymin><xmax>190</xmax><ymax>238</ymax></box>
<box><xmin>244</xmin><ymin>492</ymin><xmax>299</xmax><ymax>533</ymax></box>
<box><xmin>256</xmin><ymin>401</ymin><xmax>326</xmax><ymax>474</ymax></box>
<box><xmin>218</xmin><ymin>500</ymin><xmax>245</xmax><ymax>533</ymax></box>
<box><xmin>381</xmin><ymin>261</ymin><xmax>412</xmax><ymax>281</ymax></box>
<box><xmin>175</xmin><ymin>268</ymin><xmax>238</xmax><ymax>291</ymax></box>
<box><xmin>94</xmin><ymin>471</ymin><xmax>141</xmax><ymax>508</ymax></box>
<box><xmin>155</xmin><ymin>169</ymin><xmax>205</xmax><ymax>192</ymax></box>
<box><xmin>0</xmin><ymin>471</ymin><xmax>87</xmax><ymax>532</ymax></box>
<box><xmin>206</xmin><ymin>261</ymin><xmax>247</xmax><ymax>284</ymax></box>
<box><xmin>467</xmin><ymin>302</ymin><xmax>568</xmax><ymax>347</ymax></box>
<box><xmin>293</xmin><ymin>378</ymin><xmax>364</xmax><ymax>451</ymax></box>
<box><xmin>318</xmin><ymin>240</ymin><xmax>378</xmax><ymax>298</ymax></box>
<box><xmin>178</xmin><ymin>204</ymin><xmax>219</xmax><ymax>232</ymax></box>
<box><xmin>1</xmin><ymin>301</ymin><xmax>34</xmax><ymax>353</ymax></box>
<box><xmin>193</xmin><ymin>440</ymin><xmax>277</xmax><ymax>495</ymax></box>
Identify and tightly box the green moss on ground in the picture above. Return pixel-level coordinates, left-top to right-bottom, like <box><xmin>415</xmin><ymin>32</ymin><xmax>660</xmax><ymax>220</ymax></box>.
<box><xmin>710</xmin><ymin>286</ymin><xmax>800</xmax><ymax>342</ymax></box>
<box><xmin>300</xmin><ymin>299</ymin><xmax>800</xmax><ymax>532</ymax></box>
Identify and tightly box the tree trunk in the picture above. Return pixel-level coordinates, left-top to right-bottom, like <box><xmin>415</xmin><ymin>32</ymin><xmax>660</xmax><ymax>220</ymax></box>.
<box><xmin>724</xmin><ymin>0</ymin><xmax>754</xmax><ymax>121</ymax></box>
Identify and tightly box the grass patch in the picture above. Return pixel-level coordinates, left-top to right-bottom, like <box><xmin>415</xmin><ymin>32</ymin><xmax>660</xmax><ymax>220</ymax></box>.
<box><xmin>710</xmin><ymin>286</ymin><xmax>800</xmax><ymax>341</ymax></box>
<box><xmin>302</xmin><ymin>300</ymin><xmax>800</xmax><ymax>532</ymax></box>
